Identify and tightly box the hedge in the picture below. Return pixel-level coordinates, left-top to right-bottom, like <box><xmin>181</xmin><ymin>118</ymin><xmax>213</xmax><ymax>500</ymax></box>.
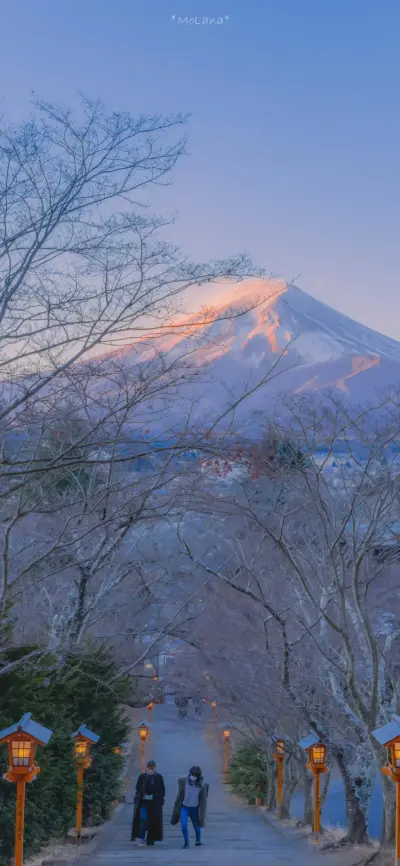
<box><xmin>228</xmin><ymin>742</ymin><xmax>270</xmax><ymax>804</ymax></box>
<box><xmin>0</xmin><ymin>645</ymin><xmax>131</xmax><ymax>866</ymax></box>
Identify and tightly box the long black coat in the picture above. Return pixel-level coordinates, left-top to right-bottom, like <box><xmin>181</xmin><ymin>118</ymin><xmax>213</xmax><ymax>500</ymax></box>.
<box><xmin>131</xmin><ymin>773</ymin><xmax>165</xmax><ymax>842</ymax></box>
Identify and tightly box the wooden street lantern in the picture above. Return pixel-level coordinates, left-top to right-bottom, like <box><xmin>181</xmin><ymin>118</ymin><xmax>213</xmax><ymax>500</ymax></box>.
<box><xmin>147</xmin><ymin>702</ymin><xmax>154</xmax><ymax>723</ymax></box>
<box><xmin>372</xmin><ymin>716</ymin><xmax>400</xmax><ymax>866</ymax></box>
<box><xmin>211</xmin><ymin>700</ymin><xmax>217</xmax><ymax>718</ymax></box>
<box><xmin>221</xmin><ymin>723</ymin><xmax>232</xmax><ymax>781</ymax></box>
<box><xmin>138</xmin><ymin>721</ymin><xmax>150</xmax><ymax>772</ymax></box>
<box><xmin>0</xmin><ymin>713</ymin><xmax>53</xmax><ymax>866</ymax></box>
<box><xmin>72</xmin><ymin>724</ymin><xmax>100</xmax><ymax>840</ymax></box>
<box><xmin>273</xmin><ymin>738</ymin><xmax>285</xmax><ymax>808</ymax></box>
<box><xmin>299</xmin><ymin>733</ymin><xmax>328</xmax><ymax>842</ymax></box>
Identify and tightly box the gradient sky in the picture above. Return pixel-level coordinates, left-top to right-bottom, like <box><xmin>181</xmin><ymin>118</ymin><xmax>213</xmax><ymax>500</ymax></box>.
<box><xmin>1</xmin><ymin>0</ymin><xmax>399</xmax><ymax>338</ymax></box>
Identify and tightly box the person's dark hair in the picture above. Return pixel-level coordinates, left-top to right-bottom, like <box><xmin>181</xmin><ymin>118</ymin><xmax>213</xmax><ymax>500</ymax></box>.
<box><xmin>189</xmin><ymin>765</ymin><xmax>202</xmax><ymax>785</ymax></box>
<box><xmin>147</xmin><ymin>760</ymin><xmax>156</xmax><ymax>768</ymax></box>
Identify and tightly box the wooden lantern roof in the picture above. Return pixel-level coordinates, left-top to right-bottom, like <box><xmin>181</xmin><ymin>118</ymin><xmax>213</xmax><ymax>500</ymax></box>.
<box><xmin>0</xmin><ymin>713</ymin><xmax>53</xmax><ymax>747</ymax></box>
<box><xmin>72</xmin><ymin>724</ymin><xmax>100</xmax><ymax>745</ymax></box>
<box><xmin>371</xmin><ymin>717</ymin><xmax>400</xmax><ymax>748</ymax></box>
<box><xmin>298</xmin><ymin>732</ymin><xmax>322</xmax><ymax>751</ymax></box>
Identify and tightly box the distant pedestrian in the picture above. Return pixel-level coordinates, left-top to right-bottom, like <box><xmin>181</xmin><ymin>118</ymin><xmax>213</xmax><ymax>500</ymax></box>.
<box><xmin>193</xmin><ymin>697</ymin><xmax>202</xmax><ymax>718</ymax></box>
<box><xmin>171</xmin><ymin>765</ymin><xmax>209</xmax><ymax>848</ymax></box>
<box><xmin>131</xmin><ymin>760</ymin><xmax>165</xmax><ymax>847</ymax></box>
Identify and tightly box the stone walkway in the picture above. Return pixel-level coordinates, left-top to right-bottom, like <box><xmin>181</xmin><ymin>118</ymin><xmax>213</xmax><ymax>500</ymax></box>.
<box><xmin>78</xmin><ymin>702</ymin><xmax>326</xmax><ymax>865</ymax></box>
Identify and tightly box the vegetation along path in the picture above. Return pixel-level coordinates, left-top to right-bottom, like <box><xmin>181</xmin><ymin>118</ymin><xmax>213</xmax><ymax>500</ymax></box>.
<box><xmin>77</xmin><ymin>702</ymin><xmax>331</xmax><ymax>865</ymax></box>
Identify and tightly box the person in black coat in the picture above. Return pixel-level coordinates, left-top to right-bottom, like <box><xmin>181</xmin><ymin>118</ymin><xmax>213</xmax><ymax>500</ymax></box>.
<box><xmin>131</xmin><ymin>760</ymin><xmax>165</xmax><ymax>846</ymax></box>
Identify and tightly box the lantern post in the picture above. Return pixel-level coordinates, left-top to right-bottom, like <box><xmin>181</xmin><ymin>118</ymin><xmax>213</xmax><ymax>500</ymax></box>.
<box><xmin>72</xmin><ymin>725</ymin><xmax>100</xmax><ymax>840</ymax></box>
<box><xmin>147</xmin><ymin>702</ymin><xmax>154</xmax><ymax>724</ymax></box>
<box><xmin>299</xmin><ymin>734</ymin><xmax>328</xmax><ymax>843</ymax></box>
<box><xmin>372</xmin><ymin>716</ymin><xmax>400</xmax><ymax>865</ymax></box>
<box><xmin>0</xmin><ymin>713</ymin><xmax>53</xmax><ymax>866</ymax></box>
<box><xmin>138</xmin><ymin>722</ymin><xmax>150</xmax><ymax>772</ymax></box>
<box><xmin>222</xmin><ymin>723</ymin><xmax>232</xmax><ymax>781</ymax></box>
<box><xmin>211</xmin><ymin>701</ymin><xmax>217</xmax><ymax>719</ymax></box>
<box><xmin>273</xmin><ymin>739</ymin><xmax>285</xmax><ymax>808</ymax></box>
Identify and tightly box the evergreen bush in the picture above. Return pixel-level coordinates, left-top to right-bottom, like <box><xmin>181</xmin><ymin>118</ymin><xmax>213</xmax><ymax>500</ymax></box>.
<box><xmin>228</xmin><ymin>743</ymin><xmax>270</xmax><ymax>805</ymax></box>
<box><xmin>0</xmin><ymin>646</ymin><xmax>131</xmax><ymax>865</ymax></box>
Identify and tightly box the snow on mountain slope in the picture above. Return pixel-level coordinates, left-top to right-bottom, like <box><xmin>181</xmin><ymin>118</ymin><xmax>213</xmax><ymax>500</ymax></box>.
<box><xmin>191</xmin><ymin>278</ymin><xmax>400</xmax><ymax>366</ymax></box>
<box><xmin>108</xmin><ymin>279</ymin><xmax>400</xmax><ymax>414</ymax></box>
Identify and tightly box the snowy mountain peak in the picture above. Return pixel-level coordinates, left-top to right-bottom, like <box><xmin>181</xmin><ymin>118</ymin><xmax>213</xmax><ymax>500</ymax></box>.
<box><xmin>107</xmin><ymin>278</ymin><xmax>400</xmax><ymax>405</ymax></box>
<box><xmin>203</xmin><ymin>278</ymin><xmax>400</xmax><ymax>366</ymax></box>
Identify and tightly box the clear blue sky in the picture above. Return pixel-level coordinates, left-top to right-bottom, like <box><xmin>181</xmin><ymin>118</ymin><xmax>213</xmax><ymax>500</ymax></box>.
<box><xmin>1</xmin><ymin>0</ymin><xmax>399</xmax><ymax>337</ymax></box>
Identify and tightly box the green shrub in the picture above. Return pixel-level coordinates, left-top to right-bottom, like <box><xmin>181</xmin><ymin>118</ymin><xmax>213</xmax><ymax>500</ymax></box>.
<box><xmin>228</xmin><ymin>743</ymin><xmax>270</xmax><ymax>804</ymax></box>
<box><xmin>0</xmin><ymin>646</ymin><xmax>131</xmax><ymax>865</ymax></box>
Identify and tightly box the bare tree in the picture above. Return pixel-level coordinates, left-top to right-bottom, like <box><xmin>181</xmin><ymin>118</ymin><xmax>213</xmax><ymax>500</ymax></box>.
<box><xmin>177</xmin><ymin>393</ymin><xmax>400</xmax><ymax>845</ymax></box>
<box><xmin>0</xmin><ymin>95</ymin><xmax>287</xmax><ymax>672</ymax></box>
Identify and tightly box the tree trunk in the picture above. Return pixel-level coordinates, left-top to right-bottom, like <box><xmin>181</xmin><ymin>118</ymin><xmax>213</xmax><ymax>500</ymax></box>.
<box><xmin>369</xmin><ymin>741</ymin><xmax>395</xmax><ymax>846</ymax></box>
<box><xmin>334</xmin><ymin>749</ymin><xmax>369</xmax><ymax>844</ymax></box>
<box><xmin>277</xmin><ymin>784</ymin><xmax>291</xmax><ymax>819</ymax></box>
<box><xmin>266</xmin><ymin>764</ymin><xmax>276</xmax><ymax>811</ymax></box>
<box><xmin>302</xmin><ymin>765</ymin><xmax>313</xmax><ymax>826</ymax></box>
<box><xmin>320</xmin><ymin>768</ymin><xmax>331</xmax><ymax>811</ymax></box>
<box><xmin>381</xmin><ymin>774</ymin><xmax>396</xmax><ymax>846</ymax></box>
<box><xmin>277</xmin><ymin>759</ymin><xmax>298</xmax><ymax>820</ymax></box>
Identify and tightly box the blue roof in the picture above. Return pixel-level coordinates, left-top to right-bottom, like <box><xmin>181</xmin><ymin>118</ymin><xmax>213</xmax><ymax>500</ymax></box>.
<box><xmin>0</xmin><ymin>713</ymin><xmax>53</xmax><ymax>746</ymax></box>
<box><xmin>299</xmin><ymin>733</ymin><xmax>320</xmax><ymax>750</ymax></box>
<box><xmin>72</xmin><ymin>724</ymin><xmax>100</xmax><ymax>744</ymax></box>
<box><xmin>371</xmin><ymin>719</ymin><xmax>400</xmax><ymax>746</ymax></box>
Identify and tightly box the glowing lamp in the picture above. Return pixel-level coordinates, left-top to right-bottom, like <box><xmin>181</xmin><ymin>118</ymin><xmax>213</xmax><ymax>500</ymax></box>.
<box><xmin>10</xmin><ymin>739</ymin><xmax>35</xmax><ymax>771</ymax></box>
<box><xmin>74</xmin><ymin>738</ymin><xmax>89</xmax><ymax>761</ymax></box>
<box><xmin>139</xmin><ymin>723</ymin><xmax>149</xmax><ymax>741</ymax></box>
<box><xmin>372</xmin><ymin>717</ymin><xmax>400</xmax><ymax>779</ymax></box>
<box><xmin>311</xmin><ymin>744</ymin><xmax>327</xmax><ymax>768</ymax></box>
<box><xmin>0</xmin><ymin>714</ymin><xmax>53</xmax><ymax>866</ymax></box>
<box><xmin>299</xmin><ymin>733</ymin><xmax>328</xmax><ymax>772</ymax></box>
<box><xmin>0</xmin><ymin>714</ymin><xmax>53</xmax><ymax>783</ymax></box>
<box><xmin>372</xmin><ymin>717</ymin><xmax>400</xmax><ymax>863</ymax></box>
<box><xmin>221</xmin><ymin>722</ymin><xmax>232</xmax><ymax>781</ymax></box>
<box><xmin>298</xmin><ymin>733</ymin><xmax>327</xmax><ymax>842</ymax></box>
<box><xmin>71</xmin><ymin>726</ymin><xmax>100</xmax><ymax>839</ymax></box>
<box><xmin>72</xmin><ymin>725</ymin><xmax>99</xmax><ymax>769</ymax></box>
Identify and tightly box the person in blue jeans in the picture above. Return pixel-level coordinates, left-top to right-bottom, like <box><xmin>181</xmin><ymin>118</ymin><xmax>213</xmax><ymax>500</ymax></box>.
<box><xmin>181</xmin><ymin>802</ymin><xmax>201</xmax><ymax>847</ymax></box>
<box><xmin>171</xmin><ymin>766</ymin><xmax>209</xmax><ymax>849</ymax></box>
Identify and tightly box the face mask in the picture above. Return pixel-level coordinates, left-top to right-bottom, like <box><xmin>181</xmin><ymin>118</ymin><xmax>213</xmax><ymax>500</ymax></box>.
<box><xmin>189</xmin><ymin>775</ymin><xmax>197</xmax><ymax>782</ymax></box>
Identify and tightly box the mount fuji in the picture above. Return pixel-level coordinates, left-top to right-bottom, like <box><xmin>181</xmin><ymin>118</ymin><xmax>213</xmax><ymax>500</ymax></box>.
<box><xmin>108</xmin><ymin>279</ymin><xmax>400</xmax><ymax>425</ymax></box>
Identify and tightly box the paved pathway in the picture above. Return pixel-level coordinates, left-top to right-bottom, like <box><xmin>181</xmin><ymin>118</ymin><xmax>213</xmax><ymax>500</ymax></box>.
<box><xmin>80</xmin><ymin>702</ymin><xmax>325</xmax><ymax>865</ymax></box>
